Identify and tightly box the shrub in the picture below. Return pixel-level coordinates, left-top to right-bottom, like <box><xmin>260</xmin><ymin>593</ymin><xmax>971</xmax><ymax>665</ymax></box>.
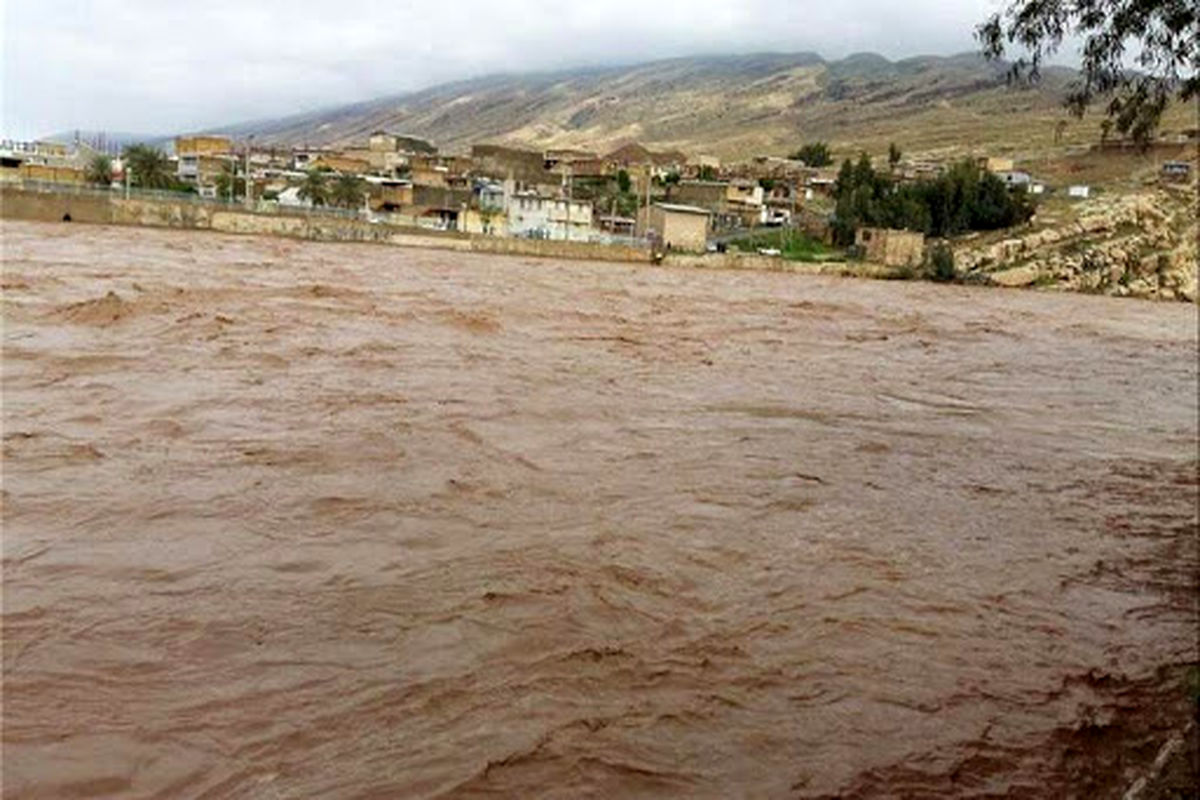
<box><xmin>928</xmin><ymin>244</ymin><xmax>956</xmax><ymax>282</ymax></box>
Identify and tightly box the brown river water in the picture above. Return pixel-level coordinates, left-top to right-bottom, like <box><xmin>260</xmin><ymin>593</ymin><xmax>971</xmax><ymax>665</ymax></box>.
<box><xmin>2</xmin><ymin>220</ymin><xmax>1197</xmax><ymax>798</ymax></box>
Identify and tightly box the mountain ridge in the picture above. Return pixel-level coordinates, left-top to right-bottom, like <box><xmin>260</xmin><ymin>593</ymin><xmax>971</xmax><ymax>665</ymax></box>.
<box><xmin>214</xmin><ymin>50</ymin><xmax>1083</xmax><ymax>160</ymax></box>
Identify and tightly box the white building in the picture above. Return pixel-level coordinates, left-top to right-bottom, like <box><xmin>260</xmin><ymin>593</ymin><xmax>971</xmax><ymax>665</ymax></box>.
<box><xmin>505</xmin><ymin>189</ymin><xmax>594</xmax><ymax>242</ymax></box>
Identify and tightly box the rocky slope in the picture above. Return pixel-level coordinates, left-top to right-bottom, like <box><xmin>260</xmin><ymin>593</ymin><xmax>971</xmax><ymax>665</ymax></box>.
<box><xmin>958</xmin><ymin>181</ymin><xmax>1199</xmax><ymax>302</ymax></box>
<box><xmin>223</xmin><ymin>52</ymin><xmax>1084</xmax><ymax>160</ymax></box>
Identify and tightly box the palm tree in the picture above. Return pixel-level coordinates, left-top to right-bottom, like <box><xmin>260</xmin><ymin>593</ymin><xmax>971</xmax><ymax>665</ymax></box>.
<box><xmin>329</xmin><ymin>173</ymin><xmax>365</xmax><ymax>209</ymax></box>
<box><xmin>123</xmin><ymin>143</ymin><xmax>172</xmax><ymax>190</ymax></box>
<box><xmin>85</xmin><ymin>154</ymin><xmax>113</xmax><ymax>186</ymax></box>
<box><xmin>297</xmin><ymin>170</ymin><xmax>328</xmax><ymax>207</ymax></box>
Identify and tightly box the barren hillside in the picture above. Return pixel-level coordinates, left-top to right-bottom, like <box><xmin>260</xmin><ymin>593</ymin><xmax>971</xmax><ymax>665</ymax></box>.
<box><xmin>224</xmin><ymin>52</ymin><xmax>1111</xmax><ymax>161</ymax></box>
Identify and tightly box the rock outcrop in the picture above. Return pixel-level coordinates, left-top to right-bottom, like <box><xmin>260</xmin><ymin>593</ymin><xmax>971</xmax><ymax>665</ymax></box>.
<box><xmin>955</xmin><ymin>184</ymin><xmax>1197</xmax><ymax>302</ymax></box>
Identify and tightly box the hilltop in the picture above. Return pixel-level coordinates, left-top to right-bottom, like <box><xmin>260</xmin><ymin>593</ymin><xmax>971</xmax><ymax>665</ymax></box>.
<box><xmin>221</xmin><ymin>51</ymin><xmax>1103</xmax><ymax>161</ymax></box>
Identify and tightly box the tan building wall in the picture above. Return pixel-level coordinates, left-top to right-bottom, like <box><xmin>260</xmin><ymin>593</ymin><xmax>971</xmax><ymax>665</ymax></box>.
<box><xmin>855</xmin><ymin>227</ymin><xmax>925</xmax><ymax>267</ymax></box>
<box><xmin>458</xmin><ymin>208</ymin><xmax>507</xmax><ymax>237</ymax></box>
<box><xmin>20</xmin><ymin>164</ymin><xmax>84</xmax><ymax>184</ymax></box>
<box><xmin>649</xmin><ymin>204</ymin><xmax>710</xmax><ymax>252</ymax></box>
<box><xmin>978</xmin><ymin>156</ymin><xmax>1014</xmax><ymax>173</ymax></box>
<box><xmin>367</xmin><ymin>183</ymin><xmax>414</xmax><ymax>211</ymax></box>
<box><xmin>176</xmin><ymin>136</ymin><xmax>232</xmax><ymax>156</ymax></box>
<box><xmin>410</xmin><ymin>166</ymin><xmax>448</xmax><ymax>188</ymax></box>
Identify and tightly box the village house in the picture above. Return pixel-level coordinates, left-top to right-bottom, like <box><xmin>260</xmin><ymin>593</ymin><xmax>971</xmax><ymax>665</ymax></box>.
<box><xmin>175</xmin><ymin>135</ymin><xmax>234</xmax><ymax>186</ymax></box>
<box><xmin>544</xmin><ymin>149</ymin><xmax>598</xmax><ymax>173</ymax></box>
<box><xmin>806</xmin><ymin>168</ymin><xmax>839</xmax><ymax>195</ymax></box>
<box><xmin>645</xmin><ymin>203</ymin><xmax>711</xmax><ymax>252</ymax></box>
<box><xmin>667</xmin><ymin>179</ymin><xmax>763</xmax><ymax>230</ymax></box>
<box><xmin>409</xmin><ymin>185</ymin><xmax>474</xmax><ymax>230</ymax></box>
<box><xmin>410</xmin><ymin>163</ymin><xmax>449</xmax><ymax>188</ymax></box>
<box><xmin>604</xmin><ymin>143</ymin><xmax>687</xmax><ymax>178</ymax></box>
<box><xmin>364</xmin><ymin>177</ymin><xmax>414</xmax><ymax>212</ymax></box>
<box><xmin>471</xmin><ymin>144</ymin><xmax>549</xmax><ymax>184</ymax></box>
<box><xmin>506</xmin><ymin>190</ymin><xmax>595</xmax><ymax>241</ymax></box>
<box><xmin>977</xmin><ymin>156</ymin><xmax>1015</xmax><ymax>173</ymax></box>
<box><xmin>854</xmin><ymin>227</ymin><xmax>925</xmax><ymax>267</ymax></box>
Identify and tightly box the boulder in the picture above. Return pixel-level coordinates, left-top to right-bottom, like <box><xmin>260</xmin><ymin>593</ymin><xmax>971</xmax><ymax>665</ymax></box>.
<box><xmin>989</xmin><ymin>265</ymin><xmax>1040</xmax><ymax>287</ymax></box>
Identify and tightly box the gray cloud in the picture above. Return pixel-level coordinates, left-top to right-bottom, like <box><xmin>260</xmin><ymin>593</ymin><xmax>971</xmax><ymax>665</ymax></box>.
<box><xmin>3</xmin><ymin>0</ymin><xmax>1013</xmax><ymax>139</ymax></box>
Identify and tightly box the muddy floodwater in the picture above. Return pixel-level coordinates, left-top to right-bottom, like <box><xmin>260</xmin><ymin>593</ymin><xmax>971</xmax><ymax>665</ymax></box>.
<box><xmin>2</xmin><ymin>220</ymin><xmax>1197</xmax><ymax>798</ymax></box>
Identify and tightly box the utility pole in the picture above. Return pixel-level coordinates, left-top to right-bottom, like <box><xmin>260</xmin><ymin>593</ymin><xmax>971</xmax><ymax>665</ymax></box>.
<box><xmin>563</xmin><ymin>162</ymin><xmax>572</xmax><ymax>241</ymax></box>
<box><xmin>244</xmin><ymin>135</ymin><xmax>254</xmax><ymax>209</ymax></box>
<box><xmin>642</xmin><ymin>161</ymin><xmax>652</xmax><ymax>239</ymax></box>
<box><xmin>790</xmin><ymin>177</ymin><xmax>797</xmax><ymax>250</ymax></box>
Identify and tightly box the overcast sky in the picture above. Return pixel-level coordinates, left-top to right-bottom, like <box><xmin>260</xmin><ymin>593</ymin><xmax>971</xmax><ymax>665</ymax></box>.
<box><xmin>3</xmin><ymin>0</ymin><xmax>1018</xmax><ymax>140</ymax></box>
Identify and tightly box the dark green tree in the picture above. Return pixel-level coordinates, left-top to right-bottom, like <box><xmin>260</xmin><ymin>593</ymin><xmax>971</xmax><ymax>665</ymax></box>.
<box><xmin>616</xmin><ymin>169</ymin><xmax>631</xmax><ymax>194</ymax></box>
<box><xmin>977</xmin><ymin>0</ymin><xmax>1199</xmax><ymax>144</ymax></box>
<box><xmin>928</xmin><ymin>243</ymin><xmax>956</xmax><ymax>282</ymax></box>
<box><xmin>832</xmin><ymin>156</ymin><xmax>1033</xmax><ymax>244</ymax></box>
<box><xmin>214</xmin><ymin>165</ymin><xmax>246</xmax><ymax>201</ymax></box>
<box><xmin>85</xmin><ymin>154</ymin><xmax>113</xmax><ymax>186</ymax></box>
<box><xmin>791</xmin><ymin>142</ymin><xmax>832</xmax><ymax>167</ymax></box>
<box><xmin>298</xmin><ymin>171</ymin><xmax>328</xmax><ymax>207</ymax></box>
<box><xmin>888</xmin><ymin>143</ymin><xmax>902</xmax><ymax>166</ymax></box>
<box><xmin>123</xmin><ymin>143</ymin><xmax>172</xmax><ymax>190</ymax></box>
<box><xmin>698</xmin><ymin>165</ymin><xmax>718</xmax><ymax>181</ymax></box>
<box><xmin>330</xmin><ymin>173</ymin><xmax>365</xmax><ymax>209</ymax></box>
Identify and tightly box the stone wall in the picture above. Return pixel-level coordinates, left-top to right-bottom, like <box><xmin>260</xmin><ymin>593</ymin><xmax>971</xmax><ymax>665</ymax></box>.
<box><xmin>0</xmin><ymin>189</ymin><xmax>111</xmax><ymax>224</ymax></box>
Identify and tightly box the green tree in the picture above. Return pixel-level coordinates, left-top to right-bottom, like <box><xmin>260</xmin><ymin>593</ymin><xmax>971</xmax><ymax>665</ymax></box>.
<box><xmin>214</xmin><ymin>165</ymin><xmax>246</xmax><ymax>202</ymax></box>
<box><xmin>85</xmin><ymin>154</ymin><xmax>113</xmax><ymax>186</ymax></box>
<box><xmin>698</xmin><ymin>165</ymin><xmax>718</xmax><ymax>181</ymax></box>
<box><xmin>616</xmin><ymin>169</ymin><xmax>631</xmax><ymax>194</ymax></box>
<box><xmin>832</xmin><ymin>156</ymin><xmax>1033</xmax><ymax>244</ymax></box>
<box><xmin>888</xmin><ymin>143</ymin><xmax>902</xmax><ymax>167</ymax></box>
<box><xmin>978</xmin><ymin>0</ymin><xmax>1199</xmax><ymax>144</ymax></box>
<box><xmin>123</xmin><ymin>143</ymin><xmax>173</xmax><ymax>190</ymax></box>
<box><xmin>928</xmin><ymin>243</ymin><xmax>956</xmax><ymax>282</ymax></box>
<box><xmin>298</xmin><ymin>171</ymin><xmax>328</xmax><ymax>207</ymax></box>
<box><xmin>790</xmin><ymin>142</ymin><xmax>832</xmax><ymax>167</ymax></box>
<box><xmin>329</xmin><ymin>173</ymin><xmax>365</xmax><ymax>209</ymax></box>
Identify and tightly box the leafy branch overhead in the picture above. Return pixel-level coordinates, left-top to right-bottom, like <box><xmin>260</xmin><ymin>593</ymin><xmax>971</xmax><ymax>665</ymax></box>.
<box><xmin>977</xmin><ymin>0</ymin><xmax>1199</xmax><ymax>143</ymax></box>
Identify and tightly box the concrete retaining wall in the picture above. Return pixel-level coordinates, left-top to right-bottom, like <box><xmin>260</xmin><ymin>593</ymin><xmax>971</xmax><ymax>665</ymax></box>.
<box><xmin>0</xmin><ymin>187</ymin><xmax>653</xmax><ymax>264</ymax></box>
<box><xmin>0</xmin><ymin>189</ymin><xmax>111</xmax><ymax>224</ymax></box>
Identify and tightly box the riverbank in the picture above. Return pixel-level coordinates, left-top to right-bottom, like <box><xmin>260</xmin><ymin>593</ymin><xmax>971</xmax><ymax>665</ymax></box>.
<box><xmin>2</xmin><ymin>183</ymin><xmax>1195</xmax><ymax>301</ymax></box>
